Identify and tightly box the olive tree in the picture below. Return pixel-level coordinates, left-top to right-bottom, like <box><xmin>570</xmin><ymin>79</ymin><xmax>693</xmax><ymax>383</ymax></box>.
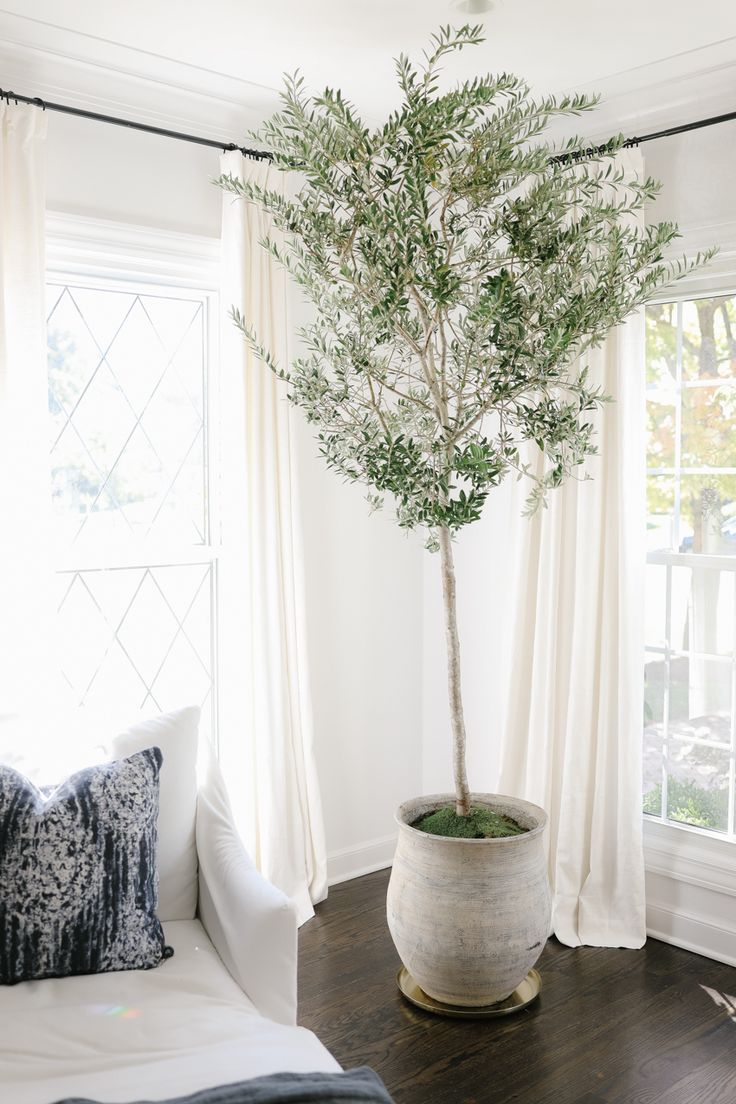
<box><xmin>217</xmin><ymin>26</ymin><xmax>710</xmax><ymax>817</ymax></box>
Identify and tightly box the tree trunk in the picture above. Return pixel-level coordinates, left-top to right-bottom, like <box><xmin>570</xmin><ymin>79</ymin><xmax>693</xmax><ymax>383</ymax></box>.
<box><xmin>438</xmin><ymin>526</ymin><xmax>471</xmax><ymax>817</ymax></box>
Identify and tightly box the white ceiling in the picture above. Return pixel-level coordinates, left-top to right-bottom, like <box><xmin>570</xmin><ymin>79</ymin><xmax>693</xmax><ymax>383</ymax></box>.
<box><xmin>1</xmin><ymin>1</ymin><xmax>735</xmax><ymax>128</ymax></box>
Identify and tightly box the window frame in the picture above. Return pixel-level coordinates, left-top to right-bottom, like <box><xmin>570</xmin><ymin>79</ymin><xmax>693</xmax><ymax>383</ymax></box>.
<box><xmin>644</xmin><ymin>281</ymin><xmax>736</xmax><ymax>845</ymax></box>
<box><xmin>639</xmin><ymin>225</ymin><xmax>736</xmax><ymax>965</ymax></box>
<box><xmin>46</xmin><ymin>211</ymin><xmax>222</xmax><ymax>749</ymax></box>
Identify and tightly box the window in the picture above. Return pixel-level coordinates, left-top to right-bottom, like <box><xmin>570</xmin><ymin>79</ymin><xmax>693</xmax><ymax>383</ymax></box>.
<box><xmin>40</xmin><ymin>219</ymin><xmax>220</xmax><ymax>778</ymax></box>
<box><xmin>643</xmin><ymin>294</ymin><xmax>736</xmax><ymax>838</ymax></box>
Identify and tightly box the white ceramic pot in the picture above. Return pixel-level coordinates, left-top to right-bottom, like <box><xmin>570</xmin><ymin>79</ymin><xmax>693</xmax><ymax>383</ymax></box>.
<box><xmin>386</xmin><ymin>793</ymin><xmax>551</xmax><ymax>1007</ymax></box>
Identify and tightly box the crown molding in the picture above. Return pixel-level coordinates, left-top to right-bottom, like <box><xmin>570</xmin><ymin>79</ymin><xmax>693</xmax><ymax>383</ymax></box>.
<box><xmin>555</xmin><ymin>38</ymin><xmax>736</xmax><ymax>144</ymax></box>
<box><xmin>0</xmin><ymin>10</ymin><xmax>280</xmax><ymax>142</ymax></box>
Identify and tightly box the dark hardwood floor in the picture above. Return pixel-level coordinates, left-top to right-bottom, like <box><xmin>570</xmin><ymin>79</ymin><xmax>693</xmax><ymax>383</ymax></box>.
<box><xmin>298</xmin><ymin>868</ymin><xmax>736</xmax><ymax>1104</ymax></box>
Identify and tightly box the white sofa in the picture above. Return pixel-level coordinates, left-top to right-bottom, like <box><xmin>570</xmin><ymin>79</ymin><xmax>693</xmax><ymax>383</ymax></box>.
<box><xmin>0</xmin><ymin>708</ymin><xmax>339</xmax><ymax>1104</ymax></box>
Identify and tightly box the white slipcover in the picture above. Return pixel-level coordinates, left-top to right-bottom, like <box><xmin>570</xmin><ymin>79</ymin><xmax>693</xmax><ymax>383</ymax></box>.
<box><xmin>0</xmin><ymin>921</ymin><xmax>338</xmax><ymax>1104</ymax></box>
<box><xmin>0</xmin><ymin>714</ymin><xmax>338</xmax><ymax>1102</ymax></box>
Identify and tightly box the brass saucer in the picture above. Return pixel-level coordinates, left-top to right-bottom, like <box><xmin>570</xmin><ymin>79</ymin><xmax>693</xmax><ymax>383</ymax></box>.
<box><xmin>397</xmin><ymin>966</ymin><xmax>541</xmax><ymax>1018</ymax></box>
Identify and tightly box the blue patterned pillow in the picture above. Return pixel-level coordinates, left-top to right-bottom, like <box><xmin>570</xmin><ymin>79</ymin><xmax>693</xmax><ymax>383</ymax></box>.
<box><xmin>0</xmin><ymin>747</ymin><xmax>172</xmax><ymax>984</ymax></box>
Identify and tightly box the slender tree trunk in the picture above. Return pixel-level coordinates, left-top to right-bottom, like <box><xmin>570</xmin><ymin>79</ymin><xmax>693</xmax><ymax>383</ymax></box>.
<box><xmin>438</xmin><ymin>525</ymin><xmax>471</xmax><ymax>817</ymax></box>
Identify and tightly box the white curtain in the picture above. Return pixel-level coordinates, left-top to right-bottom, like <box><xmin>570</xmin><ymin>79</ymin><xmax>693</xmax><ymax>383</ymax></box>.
<box><xmin>0</xmin><ymin>104</ymin><xmax>51</xmax><ymax>719</ymax></box>
<box><xmin>496</xmin><ymin>149</ymin><xmax>647</xmax><ymax>948</ymax></box>
<box><xmin>218</xmin><ymin>151</ymin><xmax>327</xmax><ymax>925</ymax></box>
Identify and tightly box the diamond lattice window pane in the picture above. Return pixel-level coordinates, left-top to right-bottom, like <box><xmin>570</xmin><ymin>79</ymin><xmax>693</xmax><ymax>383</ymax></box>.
<box><xmin>56</xmin><ymin>572</ymin><xmax>117</xmax><ymax>698</ymax></box>
<box><xmin>164</xmin><ymin>308</ymin><xmax>206</xmax><ymax>411</ymax></box>
<box><xmin>146</xmin><ymin>633</ymin><xmax>211</xmax><ymax>715</ymax></box>
<box><xmin>69</xmin><ymin>286</ymin><xmax>137</xmax><ymax>350</ymax></box>
<box><xmin>142</xmin><ymin>296</ymin><xmax>202</xmax><ymax>362</ymax></box>
<box><xmin>104</xmin><ymin>297</ymin><xmax>169</xmax><ymax>413</ymax></box>
<box><xmin>47</xmin><ymin>284</ymin><xmax>207</xmax><ymax>549</ymax></box>
<box><xmin>107</xmin><ymin>425</ymin><xmax>167</xmax><ymax>537</ymax></box>
<box><xmin>152</xmin><ymin>564</ymin><xmax>210</xmax><ymax>628</ymax></box>
<box><xmin>115</xmin><ymin>571</ymin><xmax>181</xmax><ymax>687</ymax></box>
<box><xmin>57</xmin><ymin>565</ymin><xmax>213</xmax><ymax>721</ymax></box>
<box><xmin>48</xmin><ymin>287</ymin><xmax>111</xmax><ymax>416</ymax></box>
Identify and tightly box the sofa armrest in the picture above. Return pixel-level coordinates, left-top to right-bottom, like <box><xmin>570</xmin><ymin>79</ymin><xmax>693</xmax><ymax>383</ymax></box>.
<box><xmin>196</xmin><ymin>753</ymin><xmax>298</xmax><ymax>1026</ymax></box>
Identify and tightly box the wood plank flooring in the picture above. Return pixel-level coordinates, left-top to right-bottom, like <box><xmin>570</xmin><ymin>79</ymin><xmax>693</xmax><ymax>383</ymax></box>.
<box><xmin>298</xmin><ymin>869</ymin><xmax>736</xmax><ymax>1104</ymax></box>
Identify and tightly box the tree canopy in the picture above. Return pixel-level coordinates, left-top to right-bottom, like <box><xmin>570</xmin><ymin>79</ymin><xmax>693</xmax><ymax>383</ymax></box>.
<box><xmin>218</xmin><ymin>25</ymin><xmax>712</xmax><ymax>548</ymax></box>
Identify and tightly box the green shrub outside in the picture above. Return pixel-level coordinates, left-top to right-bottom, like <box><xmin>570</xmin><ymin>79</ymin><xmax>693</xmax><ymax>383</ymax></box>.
<box><xmin>643</xmin><ymin>778</ymin><xmax>728</xmax><ymax>831</ymax></box>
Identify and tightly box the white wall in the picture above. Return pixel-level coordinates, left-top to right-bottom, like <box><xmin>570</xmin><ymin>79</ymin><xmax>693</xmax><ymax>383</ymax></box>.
<box><xmin>294</xmin><ymin>417</ymin><xmax>423</xmax><ymax>881</ymax></box>
<box><xmin>422</xmin><ymin>485</ymin><xmax>522</xmax><ymax>797</ymax></box>
<box><xmin>46</xmin><ymin>113</ymin><xmax>222</xmax><ymax>237</ymax></box>
<box><xmin>645</xmin><ymin>127</ymin><xmax>736</xmax><ymax>235</ymax></box>
<box><xmin>44</xmin><ymin>109</ymin><xmax>424</xmax><ymax>883</ymax></box>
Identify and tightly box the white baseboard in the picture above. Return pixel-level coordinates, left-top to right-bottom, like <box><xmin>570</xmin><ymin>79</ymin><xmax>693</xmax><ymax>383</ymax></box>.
<box><xmin>644</xmin><ymin>818</ymin><xmax>736</xmax><ymax>968</ymax></box>
<box><xmin>327</xmin><ymin>833</ymin><xmax>395</xmax><ymax>887</ymax></box>
<box><xmin>647</xmin><ymin>903</ymin><xmax>736</xmax><ymax>968</ymax></box>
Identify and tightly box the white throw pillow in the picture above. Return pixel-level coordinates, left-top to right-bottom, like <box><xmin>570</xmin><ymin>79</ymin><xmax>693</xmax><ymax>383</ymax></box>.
<box><xmin>112</xmin><ymin>706</ymin><xmax>200</xmax><ymax>922</ymax></box>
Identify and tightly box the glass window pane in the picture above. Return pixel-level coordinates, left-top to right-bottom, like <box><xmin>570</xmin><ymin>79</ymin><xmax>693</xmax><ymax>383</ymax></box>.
<box><xmin>670</xmin><ymin>565</ymin><xmax>689</xmax><ymax>652</ymax></box>
<box><xmin>643</xmin><ymin>651</ymin><xmax>666</xmax><ymax>817</ymax></box>
<box><xmin>678</xmin><ymin>474</ymin><xmax>736</xmax><ymax>556</ymax></box>
<box><xmin>644</xmin><ymin>564</ymin><xmax>667</xmax><ymax>650</ymax></box>
<box><xmin>57</xmin><ymin>564</ymin><xmax>213</xmax><ymax>720</ymax></box>
<box><xmin>682</xmin><ymin>296</ymin><xmax>736</xmax><ymax>382</ymax></box>
<box><xmin>646</xmin><ymin>476</ymin><xmax>676</xmax><ymax>552</ymax></box>
<box><xmin>668</xmin><ymin>654</ymin><xmax>731</xmax><ymax>744</ymax></box>
<box><xmin>646</xmin><ymin>394</ymin><xmax>676</xmax><ymax>469</ymax></box>
<box><xmin>681</xmin><ymin>384</ymin><xmax>736</xmax><ymax>469</ymax></box>
<box><xmin>645</xmin><ymin>302</ymin><xmax>678</xmax><ymax>387</ymax></box>
<box><xmin>671</xmin><ymin>565</ymin><xmax>734</xmax><ymax>656</ymax></box>
<box><xmin>665</xmin><ymin>741</ymin><xmax>730</xmax><ymax>833</ymax></box>
<box><xmin>644</xmin><ymin>652</ymin><xmax>666</xmax><ymax>727</ymax></box>
<box><xmin>48</xmin><ymin>285</ymin><xmax>120</xmax><ymax>410</ymax></box>
<box><xmin>47</xmin><ymin>284</ymin><xmax>207</xmax><ymax>549</ymax></box>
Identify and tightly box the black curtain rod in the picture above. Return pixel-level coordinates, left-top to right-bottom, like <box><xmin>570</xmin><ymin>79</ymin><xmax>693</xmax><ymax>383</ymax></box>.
<box><xmin>554</xmin><ymin>106</ymin><xmax>736</xmax><ymax>163</ymax></box>
<box><xmin>0</xmin><ymin>88</ymin><xmax>272</xmax><ymax>160</ymax></box>
<box><xmin>2</xmin><ymin>86</ymin><xmax>735</xmax><ymax>162</ymax></box>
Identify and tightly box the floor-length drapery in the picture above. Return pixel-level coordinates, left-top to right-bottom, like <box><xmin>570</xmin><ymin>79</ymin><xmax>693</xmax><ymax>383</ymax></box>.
<box><xmin>496</xmin><ymin>149</ymin><xmax>647</xmax><ymax>948</ymax></box>
<box><xmin>0</xmin><ymin>104</ymin><xmax>51</xmax><ymax>718</ymax></box>
<box><xmin>218</xmin><ymin>152</ymin><xmax>327</xmax><ymax>925</ymax></box>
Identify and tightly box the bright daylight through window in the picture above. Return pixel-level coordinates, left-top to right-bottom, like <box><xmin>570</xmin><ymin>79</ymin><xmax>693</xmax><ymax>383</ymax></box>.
<box><xmin>46</xmin><ymin>274</ymin><xmax>217</xmax><ymax>770</ymax></box>
<box><xmin>644</xmin><ymin>294</ymin><xmax>736</xmax><ymax>839</ymax></box>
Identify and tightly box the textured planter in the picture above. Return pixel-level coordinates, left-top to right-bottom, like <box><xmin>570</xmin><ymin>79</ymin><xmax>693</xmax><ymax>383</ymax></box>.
<box><xmin>387</xmin><ymin>793</ymin><xmax>551</xmax><ymax>1007</ymax></box>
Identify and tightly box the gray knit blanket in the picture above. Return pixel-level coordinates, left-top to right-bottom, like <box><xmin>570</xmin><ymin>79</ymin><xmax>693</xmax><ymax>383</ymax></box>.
<box><xmin>54</xmin><ymin>1067</ymin><xmax>394</xmax><ymax>1104</ymax></box>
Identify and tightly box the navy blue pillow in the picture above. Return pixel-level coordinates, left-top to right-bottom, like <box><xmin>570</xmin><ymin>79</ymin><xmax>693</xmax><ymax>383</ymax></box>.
<box><xmin>0</xmin><ymin>747</ymin><xmax>172</xmax><ymax>984</ymax></box>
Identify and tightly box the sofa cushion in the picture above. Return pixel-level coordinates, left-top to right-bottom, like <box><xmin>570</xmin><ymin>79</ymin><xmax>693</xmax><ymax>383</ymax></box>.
<box><xmin>0</xmin><ymin>920</ymin><xmax>339</xmax><ymax>1104</ymax></box>
<box><xmin>0</xmin><ymin>748</ymin><xmax>171</xmax><ymax>985</ymax></box>
<box><xmin>112</xmin><ymin>706</ymin><xmax>200</xmax><ymax>922</ymax></box>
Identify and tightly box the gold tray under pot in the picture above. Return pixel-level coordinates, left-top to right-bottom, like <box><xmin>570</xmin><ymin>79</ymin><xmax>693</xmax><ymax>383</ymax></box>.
<box><xmin>397</xmin><ymin>966</ymin><xmax>541</xmax><ymax>1018</ymax></box>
